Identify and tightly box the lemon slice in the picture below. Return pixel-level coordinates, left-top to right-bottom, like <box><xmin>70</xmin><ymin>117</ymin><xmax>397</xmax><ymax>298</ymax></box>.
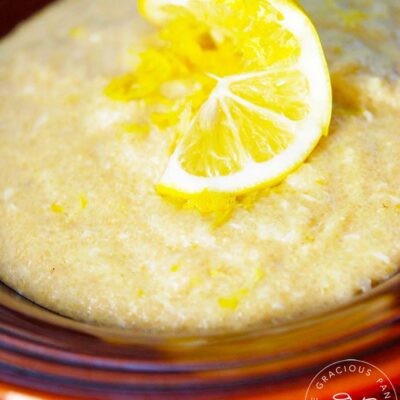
<box><xmin>141</xmin><ymin>0</ymin><xmax>332</xmax><ymax>196</ymax></box>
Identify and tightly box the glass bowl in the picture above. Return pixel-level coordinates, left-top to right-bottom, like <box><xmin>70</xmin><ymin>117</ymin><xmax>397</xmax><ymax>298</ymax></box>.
<box><xmin>0</xmin><ymin>273</ymin><xmax>398</xmax><ymax>399</ymax></box>
<box><xmin>0</xmin><ymin>2</ymin><xmax>399</xmax><ymax>399</ymax></box>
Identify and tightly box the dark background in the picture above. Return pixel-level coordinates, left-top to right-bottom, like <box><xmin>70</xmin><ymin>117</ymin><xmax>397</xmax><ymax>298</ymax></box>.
<box><xmin>0</xmin><ymin>0</ymin><xmax>54</xmax><ymax>37</ymax></box>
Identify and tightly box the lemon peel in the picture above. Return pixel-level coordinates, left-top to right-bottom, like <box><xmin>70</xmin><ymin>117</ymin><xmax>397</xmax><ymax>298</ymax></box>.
<box><xmin>218</xmin><ymin>296</ymin><xmax>239</xmax><ymax>310</ymax></box>
<box><xmin>79</xmin><ymin>194</ymin><xmax>88</xmax><ymax>210</ymax></box>
<box><xmin>218</xmin><ymin>288</ymin><xmax>250</xmax><ymax>310</ymax></box>
<box><xmin>50</xmin><ymin>203</ymin><xmax>64</xmax><ymax>214</ymax></box>
<box><xmin>170</xmin><ymin>264</ymin><xmax>181</xmax><ymax>272</ymax></box>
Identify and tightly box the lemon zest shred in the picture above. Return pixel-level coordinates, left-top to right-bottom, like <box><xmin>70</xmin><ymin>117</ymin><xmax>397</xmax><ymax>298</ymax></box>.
<box><xmin>183</xmin><ymin>190</ymin><xmax>236</xmax><ymax>214</ymax></box>
<box><xmin>254</xmin><ymin>267</ymin><xmax>265</xmax><ymax>284</ymax></box>
<box><xmin>50</xmin><ymin>203</ymin><xmax>64</xmax><ymax>214</ymax></box>
<box><xmin>170</xmin><ymin>264</ymin><xmax>181</xmax><ymax>272</ymax></box>
<box><xmin>183</xmin><ymin>190</ymin><xmax>237</xmax><ymax>227</ymax></box>
<box><xmin>218</xmin><ymin>285</ymin><xmax>251</xmax><ymax>310</ymax></box>
<box><xmin>120</xmin><ymin>122</ymin><xmax>150</xmax><ymax>135</ymax></box>
<box><xmin>156</xmin><ymin>185</ymin><xmax>273</xmax><ymax>226</ymax></box>
<box><xmin>79</xmin><ymin>194</ymin><xmax>88</xmax><ymax>210</ymax></box>
<box><xmin>218</xmin><ymin>296</ymin><xmax>239</xmax><ymax>310</ymax></box>
<box><xmin>212</xmin><ymin>208</ymin><xmax>234</xmax><ymax>228</ymax></box>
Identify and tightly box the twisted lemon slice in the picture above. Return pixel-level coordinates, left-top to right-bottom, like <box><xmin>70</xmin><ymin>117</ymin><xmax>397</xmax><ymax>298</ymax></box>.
<box><xmin>140</xmin><ymin>0</ymin><xmax>332</xmax><ymax>195</ymax></box>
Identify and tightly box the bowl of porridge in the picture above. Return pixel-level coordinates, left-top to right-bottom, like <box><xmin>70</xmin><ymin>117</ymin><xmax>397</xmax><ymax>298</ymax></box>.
<box><xmin>0</xmin><ymin>0</ymin><xmax>398</xmax><ymax>398</ymax></box>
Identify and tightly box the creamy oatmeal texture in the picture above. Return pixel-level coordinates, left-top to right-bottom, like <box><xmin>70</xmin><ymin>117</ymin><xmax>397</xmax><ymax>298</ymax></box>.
<box><xmin>0</xmin><ymin>0</ymin><xmax>399</xmax><ymax>332</ymax></box>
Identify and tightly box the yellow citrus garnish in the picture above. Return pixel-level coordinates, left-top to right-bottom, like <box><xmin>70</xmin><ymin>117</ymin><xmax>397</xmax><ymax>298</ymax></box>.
<box><xmin>50</xmin><ymin>203</ymin><xmax>64</xmax><ymax>214</ymax></box>
<box><xmin>218</xmin><ymin>296</ymin><xmax>239</xmax><ymax>310</ymax></box>
<box><xmin>107</xmin><ymin>1</ymin><xmax>332</xmax><ymax>200</ymax></box>
<box><xmin>170</xmin><ymin>264</ymin><xmax>181</xmax><ymax>272</ymax></box>
<box><xmin>79</xmin><ymin>194</ymin><xmax>88</xmax><ymax>210</ymax></box>
<box><xmin>134</xmin><ymin>0</ymin><xmax>332</xmax><ymax>196</ymax></box>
